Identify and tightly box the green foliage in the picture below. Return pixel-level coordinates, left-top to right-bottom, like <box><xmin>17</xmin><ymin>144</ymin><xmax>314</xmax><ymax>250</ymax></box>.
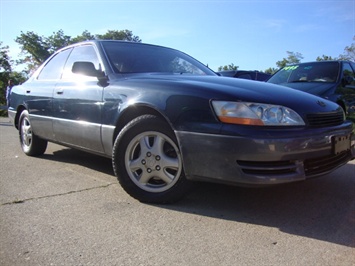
<box><xmin>15</xmin><ymin>31</ymin><xmax>51</xmax><ymax>72</ymax></box>
<box><xmin>71</xmin><ymin>30</ymin><xmax>96</xmax><ymax>43</ymax></box>
<box><xmin>338</xmin><ymin>40</ymin><xmax>355</xmax><ymax>61</ymax></box>
<box><xmin>0</xmin><ymin>42</ymin><xmax>31</xmax><ymax>116</ymax></box>
<box><xmin>0</xmin><ymin>29</ymin><xmax>142</xmax><ymax>116</ymax></box>
<box><xmin>15</xmin><ymin>29</ymin><xmax>142</xmax><ymax>73</ymax></box>
<box><xmin>218</xmin><ymin>63</ymin><xmax>238</xmax><ymax>71</ymax></box>
<box><xmin>96</xmin><ymin>30</ymin><xmax>141</xmax><ymax>42</ymax></box>
<box><xmin>0</xmin><ymin>43</ymin><xmax>12</xmax><ymax>72</ymax></box>
<box><xmin>264</xmin><ymin>67</ymin><xmax>278</xmax><ymax>75</ymax></box>
<box><xmin>316</xmin><ymin>55</ymin><xmax>336</xmax><ymax>61</ymax></box>
<box><xmin>1</xmin><ymin>42</ymin><xmax>13</xmax><ymax>108</ymax></box>
<box><xmin>46</xmin><ymin>29</ymin><xmax>72</xmax><ymax>54</ymax></box>
<box><xmin>276</xmin><ymin>51</ymin><xmax>304</xmax><ymax>68</ymax></box>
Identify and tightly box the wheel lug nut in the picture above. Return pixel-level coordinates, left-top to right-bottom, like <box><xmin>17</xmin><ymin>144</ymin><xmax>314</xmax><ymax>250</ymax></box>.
<box><xmin>156</xmin><ymin>165</ymin><xmax>161</xmax><ymax>171</ymax></box>
<box><xmin>147</xmin><ymin>152</ymin><xmax>151</xmax><ymax>157</ymax></box>
<box><xmin>142</xmin><ymin>159</ymin><xmax>146</xmax><ymax>165</ymax></box>
<box><xmin>147</xmin><ymin>168</ymin><xmax>152</xmax><ymax>173</ymax></box>
<box><xmin>155</xmin><ymin>155</ymin><xmax>160</xmax><ymax>161</ymax></box>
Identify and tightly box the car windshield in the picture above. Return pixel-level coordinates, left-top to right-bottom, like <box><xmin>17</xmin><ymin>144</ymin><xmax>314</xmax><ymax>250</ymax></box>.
<box><xmin>268</xmin><ymin>62</ymin><xmax>340</xmax><ymax>84</ymax></box>
<box><xmin>101</xmin><ymin>41</ymin><xmax>215</xmax><ymax>76</ymax></box>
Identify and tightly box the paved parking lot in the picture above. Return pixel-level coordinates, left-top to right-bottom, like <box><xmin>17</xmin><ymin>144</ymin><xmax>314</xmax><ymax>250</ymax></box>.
<box><xmin>0</xmin><ymin>117</ymin><xmax>354</xmax><ymax>265</ymax></box>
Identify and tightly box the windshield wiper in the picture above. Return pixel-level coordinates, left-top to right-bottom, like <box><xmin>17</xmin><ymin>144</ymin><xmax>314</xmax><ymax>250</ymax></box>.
<box><xmin>289</xmin><ymin>80</ymin><xmax>310</xmax><ymax>83</ymax></box>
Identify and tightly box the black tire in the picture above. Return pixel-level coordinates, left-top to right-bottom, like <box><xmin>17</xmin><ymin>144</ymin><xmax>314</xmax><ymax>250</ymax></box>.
<box><xmin>112</xmin><ymin>115</ymin><xmax>191</xmax><ymax>203</ymax></box>
<box><xmin>18</xmin><ymin>110</ymin><xmax>48</xmax><ymax>156</ymax></box>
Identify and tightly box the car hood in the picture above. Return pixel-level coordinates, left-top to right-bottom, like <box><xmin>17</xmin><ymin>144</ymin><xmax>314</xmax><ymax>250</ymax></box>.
<box><xmin>275</xmin><ymin>82</ymin><xmax>335</xmax><ymax>96</ymax></box>
<box><xmin>112</xmin><ymin>73</ymin><xmax>341</xmax><ymax>113</ymax></box>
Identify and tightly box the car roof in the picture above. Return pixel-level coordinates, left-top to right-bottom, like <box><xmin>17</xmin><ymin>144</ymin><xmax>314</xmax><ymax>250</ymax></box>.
<box><xmin>284</xmin><ymin>60</ymin><xmax>355</xmax><ymax>66</ymax></box>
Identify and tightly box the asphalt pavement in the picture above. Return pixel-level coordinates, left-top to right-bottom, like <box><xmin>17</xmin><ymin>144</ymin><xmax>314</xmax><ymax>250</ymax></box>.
<box><xmin>0</xmin><ymin>117</ymin><xmax>354</xmax><ymax>266</ymax></box>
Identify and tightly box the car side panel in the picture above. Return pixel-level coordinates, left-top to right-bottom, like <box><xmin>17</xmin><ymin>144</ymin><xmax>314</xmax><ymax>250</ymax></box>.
<box><xmin>23</xmin><ymin>81</ymin><xmax>55</xmax><ymax>141</ymax></box>
<box><xmin>53</xmin><ymin>80</ymin><xmax>105</xmax><ymax>152</ymax></box>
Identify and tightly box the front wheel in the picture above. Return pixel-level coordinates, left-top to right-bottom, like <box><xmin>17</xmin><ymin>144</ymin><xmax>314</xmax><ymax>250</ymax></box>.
<box><xmin>19</xmin><ymin>110</ymin><xmax>48</xmax><ymax>156</ymax></box>
<box><xmin>112</xmin><ymin>115</ymin><xmax>191</xmax><ymax>203</ymax></box>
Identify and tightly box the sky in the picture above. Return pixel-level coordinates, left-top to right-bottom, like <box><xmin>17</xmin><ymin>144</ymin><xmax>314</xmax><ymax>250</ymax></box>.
<box><xmin>0</xmin><ymin>0</ymin><xmax>354</xmax><ymax>72</ymax></box>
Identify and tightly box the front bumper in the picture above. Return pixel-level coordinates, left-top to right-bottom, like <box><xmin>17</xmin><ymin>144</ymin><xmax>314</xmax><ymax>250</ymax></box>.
<box><xmin>177</xmin><ymin>125</ymin><xmax>354</xmax><ymax>186</ymax></box>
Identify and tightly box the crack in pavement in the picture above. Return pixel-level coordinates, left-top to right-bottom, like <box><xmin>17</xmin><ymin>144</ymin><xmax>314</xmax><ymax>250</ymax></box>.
<box><xmin>1</xmin><ymin>183</ymin><xmax>116</xmax><ymax>206</ymax></box>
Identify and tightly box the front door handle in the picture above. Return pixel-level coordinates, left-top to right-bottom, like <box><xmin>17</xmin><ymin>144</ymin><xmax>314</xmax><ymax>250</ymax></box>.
<box><xmin>56</xmin><ymin>88</ymin><xmax>64</xmax><ymax>94</ymax></box>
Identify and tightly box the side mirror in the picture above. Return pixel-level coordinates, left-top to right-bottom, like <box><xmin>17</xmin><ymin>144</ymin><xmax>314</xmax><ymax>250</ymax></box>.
<box><xmin>72</xmin><ymin>61</ymin><xmax>105</xmax><ymax>78</ymax></box>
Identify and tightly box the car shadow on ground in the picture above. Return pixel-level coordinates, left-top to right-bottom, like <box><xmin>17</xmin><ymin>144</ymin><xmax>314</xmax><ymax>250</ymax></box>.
<box><xmin>39</xmin><ymin>146</ymin><xmax>355</xmax><ymax>248</ymax></box>
<box><xmin>40</xmin><ymin>147</ymin><xmax>114</xmax><ymax>176</ymax></box>
<box><xmin>164</xmin><ymin>163</ymin><xmax>355</xmax><ymax>248</ymax></box>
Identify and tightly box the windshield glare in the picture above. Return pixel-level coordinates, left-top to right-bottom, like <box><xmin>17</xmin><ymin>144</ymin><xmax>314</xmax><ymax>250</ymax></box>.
<box><xmin>268</xmin><ymin>62</ymin><xmax>340</xmax><ymax>84</ymax></box>
<box><xmin>102</xmin><ymin>42</ymin><xmax>215</xmax><ymax>76</ymax></box>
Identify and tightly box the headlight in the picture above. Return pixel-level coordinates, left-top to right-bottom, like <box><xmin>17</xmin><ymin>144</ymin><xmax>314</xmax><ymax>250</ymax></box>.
<box><xmin>212</xmin><ymin>101</ymin><xmax>305</xmax><ymax>126</ymax></box>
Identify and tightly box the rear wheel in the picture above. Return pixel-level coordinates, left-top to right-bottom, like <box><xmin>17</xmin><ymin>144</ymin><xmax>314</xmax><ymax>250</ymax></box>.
<box><xmin>112</xmin><ymin>115</ymin><xmax>191</xmax><ymax>203</ymax></box>
<box><xmin>19</xmin><ymin>110</ymin><xmax>47</xmax><ymax>156</ymax></box>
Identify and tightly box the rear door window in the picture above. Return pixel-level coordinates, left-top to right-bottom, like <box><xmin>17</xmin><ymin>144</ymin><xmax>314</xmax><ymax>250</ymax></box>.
<box><xmin>37</xmin><ymin>48</ymin><xmax>72</xmax><ymax>80</ymax></box>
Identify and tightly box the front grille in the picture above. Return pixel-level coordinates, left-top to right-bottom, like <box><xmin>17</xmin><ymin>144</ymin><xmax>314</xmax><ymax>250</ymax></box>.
<box><xmin>237</xmin><ymin>160</ymin><xmax>298</xmax><ymax>175</ymax></box>
<box><xmin>237</xmin><ymin>150</ymin><xmax>352</xmax><ymax>178</ymax></box>
<box><xmin>306</xmin><ymin>111</ymin><xmax>344</xmax><ymax>127</ymax></box>
<box><xmin>304</xmin><ymin>151</ymin><xmax>352</xmax><ymax>176</ymax></box>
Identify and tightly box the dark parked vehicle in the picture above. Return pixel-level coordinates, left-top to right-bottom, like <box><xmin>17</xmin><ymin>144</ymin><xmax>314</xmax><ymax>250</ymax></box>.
<box><xmin>267</xmin><ymin>61</ymin><xmax>355</xmax><ymax>117</ymax></box>
<box><xmin>218</xmin><ymin>70</ymin><xmax>271</xmax><ymax>81</ymax></box>
<box><xmin>8</xmin><ymin>41</ymin><xmax>355</xmax><ymax>203</ymax></box>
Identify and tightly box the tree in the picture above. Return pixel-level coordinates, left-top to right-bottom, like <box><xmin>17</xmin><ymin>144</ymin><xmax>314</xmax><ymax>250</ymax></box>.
<box><xmin>0</xmin><ymin>43</ymin><xmax>26</xmax><ymax>113</ymax></box>
<box><xmin>218</xmin><ymin>63</ymin><xmax>238</xmax><ymax>71</ymax></box>
<box><xmin>316</xmin><ymin>55</ymin><xmax>336</xmax><ymax>61</ymax></box>
<box><xmin>71</xmin><ymin>30</ymin><xmax>96</xmax><ymax>43</ymax></box>
<box><xmin>338</xmin><ymin>39</ymin><xmax>355</xmax><ymax>61</ymax></box>
<box><xmin>15</xmin><ymin>30</ymin><xmax>74</xmax><ymax>73</ymax></box>
<box><xmin>264</xmin><ymin>67</ymin><xmax>278</xmax><ymax>75</ymax></box>
<box><xmin>15</xmin><ymin>31</ymin><xmax>51</xmax><ymax>72</ymax></box>
<box><xmin>46</xmin><ymin>29</ymin><xmax>72</xmax><ymax>54</ymax></box>
<box><xmin>96</xmin><ymin>30</ymin><xmax>141</xmax><ymax>42</ymax></box>
<box><xmin>276</xmin><ymin>51</ymin><xmax>303</xmax><ymax>68</ymax></box>
<box><xmin>0</xmin><ymin>43</ymin><xmax>12</xmax><ymax>107</ymax></box>
<box><xmin>0</xmin><ymin>43</ymin><xmax>12</xmax><ymax>72</ymax></box>
<box><xmin>15</xmin><ymin>29</ymin><xmax>142</xmax><ymax>74</ymax></box>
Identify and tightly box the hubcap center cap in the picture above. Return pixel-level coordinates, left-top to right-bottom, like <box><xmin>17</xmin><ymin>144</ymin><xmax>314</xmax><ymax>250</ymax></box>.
<box><xmin>146</xmin><ymin>156</ymin><xmax>156</xmax><ymax>167</ymax></box>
